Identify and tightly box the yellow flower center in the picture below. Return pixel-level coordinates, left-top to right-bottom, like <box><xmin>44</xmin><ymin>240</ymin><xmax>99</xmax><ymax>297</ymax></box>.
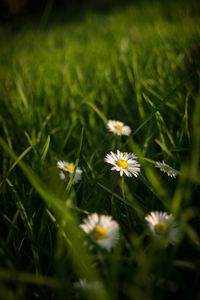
<box><xmin>154</xmin><ymin>223</ymin><xmax>169</xmax><ymax>235</ymax></box>
<box><xmin>93</xmin><ymin>226</ymin><xmax>107</xmax><ymax>240</ymax></box>
<box><xmin>114</xmin><ymin>124</ymin><xmax>124</xmax><ymax>131</ymax></box>
<box><xmin>116</xmin><ymin>159</ymin><xmax>128</xmax><ymax>169</ymax></box>
<box><xmin>65</xmin><ymin>163</ymin><xmax>74</xmax><ymax>172</ymax></box>
<box><xmin>163</xmin><ymin>164</ymin><xmax>172</xmax><ymax>171</ymax></box>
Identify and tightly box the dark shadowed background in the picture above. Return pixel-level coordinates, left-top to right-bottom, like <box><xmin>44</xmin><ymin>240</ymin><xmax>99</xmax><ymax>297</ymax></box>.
<box><xmin>0</xmin><ymin>0</ymin><xmax>199</xmax><ymax>22</ymax></box>
<box><xmin>0</xmin><ymin>0</ymin><xmax>133</xmax><ymax>19</ymax></box>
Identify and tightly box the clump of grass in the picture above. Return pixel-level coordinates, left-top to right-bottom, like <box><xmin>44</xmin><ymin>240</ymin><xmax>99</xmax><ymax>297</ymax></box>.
<box><xmin>0</xmin><ymin>1</ymin><xmax>200</xmax><ymax>299</ymax></box>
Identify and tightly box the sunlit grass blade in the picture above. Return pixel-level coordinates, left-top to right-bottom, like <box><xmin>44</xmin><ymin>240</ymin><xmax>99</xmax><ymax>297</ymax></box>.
<box><xmin>0</xmin><ymin>145</ymin><xmax>33</xmax><ymax>190</ymax></box>
<box><xmin>81</xmin><ymin>101</ymin><xmax>108</xmax><ymax>124</ymax></box>
<box><xmin>40</xmin><ymin>135</ymin><xmax>50</xmax><ymax>163</ymax></box>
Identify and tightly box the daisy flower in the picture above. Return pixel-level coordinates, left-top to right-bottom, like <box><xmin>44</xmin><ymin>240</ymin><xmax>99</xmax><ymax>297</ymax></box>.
<box><xmin>57</xmin><ymin>160</ymin><xmax>82</xmax><ymax>184</ymax></box>
<box><xmin>107</xmin><ymin>120</ymin><xmax>131</xmax><ymax>136</ymax></box>
<box><xmin>145</xmin><ymin>211</ymin><xmax>179</xmax><ymax>244</ymax></box>
<box><xmin>104</xmin><ymin>150</ymin><xmax>140</xmax><ymax>177</ymax></box>
<box><xmin>80</xmin><ymin>213</ymin><xmax>119</xmax><ymax>252</ymax></box>
<box><xmin>155</xmin><ymin>160</ymin><xmax>179</xmax><ymax>178</ymax></box>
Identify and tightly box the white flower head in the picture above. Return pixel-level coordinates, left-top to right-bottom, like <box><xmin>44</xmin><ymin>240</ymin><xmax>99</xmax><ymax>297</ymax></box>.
<box><xmin>80</xmin><ymin>213</ymin><xmax>120</xmax><ymax>251</ymax></box>
<box><xmin>57</xmin><ymin>160</ymin><xmax>82</xmax><ymax>184</ymax></box>
<box><xmin>145</xmin><ymin>211</ymin><xmax>179</xmax><ymax>244</ymax></box>
<box><xmin>104</xmin><ymin>150</ymin><xmax>140</xmax><ymax>177</ymax></box>
<box><xmin>107</xmin><ymin>120</ymin><xmax>131</xmax><ymax>136</ymax></box>
<box><xmin>155</xmin><ymin>160</ymin><xmax>179</xmax><ymax>178</ymax></box>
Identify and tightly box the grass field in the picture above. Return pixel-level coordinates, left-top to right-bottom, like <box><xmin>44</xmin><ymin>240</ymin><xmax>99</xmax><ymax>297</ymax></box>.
<box><xmin>0</xmin><ymin>1</ymin><xmax>200</xmax><ymax>299</ymax></box>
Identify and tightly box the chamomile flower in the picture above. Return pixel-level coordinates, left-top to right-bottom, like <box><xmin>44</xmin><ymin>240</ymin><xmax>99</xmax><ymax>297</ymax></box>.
<box><xmin>107</xmin><ymin>120</ymin><xmax>131</xmax><ymax>136</ymax></box>
<box><xmin>145</xmin><ymin>211</ymin><xmax>179</xmax><ymax>244</ymax></box>
<box><xmin>155</xmin><ymin>160</ymin><xmax>179</xmax><ymax>178</ymax></box>
<box><xmin>57</xmin><ymin>160</ymin><xmax>82</xmax><ymax>184</ymax></box>
<box><xmin>104</xmin><ymin>150</ymin><xmax>140</xmax><ymax>177</ymax></box>
<box><xmin>57</xmin><ymin>161</ymin><xmax>76</xmax><ymax>173</ymax></box>
<box><xmin>80</xmin><ymin>213</ymin><xmax>119</xmax><ymax>252</ymax></box>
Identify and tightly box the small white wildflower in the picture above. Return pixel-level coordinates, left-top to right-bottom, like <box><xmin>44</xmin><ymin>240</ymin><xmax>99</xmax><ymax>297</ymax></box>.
<box><xmin>107</xmin><ymin>120</ymin><xmax>131</xmax><ymax>136</ymax></box>
<box><xmin>80</xmin><ymin>213</ymin><xmax>119</xmax><ymax>252</ymax></box>
<box><xmin>145</xmin><ymin>211</ymin><xmax>179</xmax><ymax>244</ymax></box>
<box><xmin>57</xmin><ymin>160</ymin><xmax>82</xmax><ymax>184</ymax></box>
<box><xmin>155</xmin><ymin>160</ymin><xmax>179</xmax><ymax>178</ymax></box>
<box><xmin>104</xmin><ymin>150</ymin><xmax>140</xmax><ymax>177</ymax></box>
